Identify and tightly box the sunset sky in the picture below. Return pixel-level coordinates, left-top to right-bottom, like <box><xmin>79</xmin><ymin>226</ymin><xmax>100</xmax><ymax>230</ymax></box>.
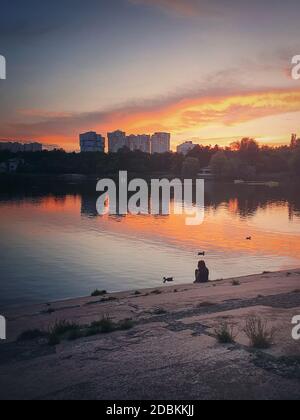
<box><xmin>1</xmin><ymin>0</ymin><xmax>300</xmax><ymax>151</ymax></box>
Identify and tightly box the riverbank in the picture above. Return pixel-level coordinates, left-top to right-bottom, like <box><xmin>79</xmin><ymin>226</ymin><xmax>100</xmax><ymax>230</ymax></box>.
<box><xmin>1</xmin><ymin>269</ymin><xmax>300</xmax><ymax>400</ymax></box>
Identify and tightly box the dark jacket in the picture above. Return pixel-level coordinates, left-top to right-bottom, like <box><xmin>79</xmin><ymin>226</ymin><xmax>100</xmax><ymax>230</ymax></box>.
<box><xmin>195</xmin><ymin>267</ymin><xmax>209</xmax><ymax>283</ymax></box>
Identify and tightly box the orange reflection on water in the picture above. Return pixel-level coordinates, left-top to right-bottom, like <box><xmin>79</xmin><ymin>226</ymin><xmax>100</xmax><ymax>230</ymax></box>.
<box><xmin>1</xmin><ymin>194</ymin><xmax>300</xmax><ymax>262</ymax></box>
<box><xmin>93</xmin><ymin>201</ymin><xmax>300</xmax><ymax>261</ymax></box>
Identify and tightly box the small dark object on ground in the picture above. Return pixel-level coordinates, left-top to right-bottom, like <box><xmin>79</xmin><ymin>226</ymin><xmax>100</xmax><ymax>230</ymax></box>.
<box><xmin>163</xmin><ymin>277</ymin><xmax>174</xmax><ymax>284</ymax></box>
<box><xmin>101</xmin><ymin>296</ymin><xmax>118</xmax><ymax>303</ymax></box>
<box><xmin>41</xmin><ymin>308</ymin><xmax>55</xmax><ymax>315</ymax></box>
<box><xmin>91</xmin><ymin>289</ymin><xmax>107</xmax><ymax>297</ymax></box>
<box><xmin>232</xmin><ymin>279</ymin><xmax>241</xmax><ymax>286</ymax></box>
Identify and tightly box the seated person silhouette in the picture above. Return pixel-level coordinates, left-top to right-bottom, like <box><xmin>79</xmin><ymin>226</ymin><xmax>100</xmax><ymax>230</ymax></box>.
<box><xmin>195</xmin><ymin>260</ymin><xmax>209</xmax><ymax>284</ymax></box>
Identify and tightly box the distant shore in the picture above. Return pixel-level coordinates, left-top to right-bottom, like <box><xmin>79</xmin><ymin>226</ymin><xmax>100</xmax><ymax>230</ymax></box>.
<box><xmin>1</xmin><ymin>269</ymin><xmax>300</xmax><ymax>399</ymax></box>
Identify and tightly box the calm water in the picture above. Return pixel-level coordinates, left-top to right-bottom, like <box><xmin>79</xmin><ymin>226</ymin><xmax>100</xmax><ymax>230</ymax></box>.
<box><xmin>1</xmin><ymin>182</ymin><xmax>300</xmax><ymax>308</ymax></box>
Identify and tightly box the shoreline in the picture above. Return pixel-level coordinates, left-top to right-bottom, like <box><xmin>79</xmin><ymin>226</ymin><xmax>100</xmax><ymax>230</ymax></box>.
<box><xmin>3</xmin><ymin>268</ymin><xmax>300</xmax><ymax>338</ymax></box>
<box><xmin>1</xmin><ymin>268</ymin><xmax>300</xmax><ymax>400</ymax></box>
<box><xmin>1</xmin><ymin>268</ymin><xmax>298</xmax><ymax>313</ymax></box>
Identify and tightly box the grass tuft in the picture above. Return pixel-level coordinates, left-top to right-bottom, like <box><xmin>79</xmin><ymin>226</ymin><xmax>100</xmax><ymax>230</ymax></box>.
<box><xmin>214</xmin><ymin>322</ymin><xmax>237</xmax><ymax>344</ymax></box>
<box><xmin>48</xmin><ymin>320</ymin><xmax>80</xmax><ymax>345</ymax></box>
<box><xmin>119</xmin><ymin>319</ymin><xmax>135</xmax><ymax>331</ymax></box>
<box><xmin>25</xmin><ymin>314</ymin><xmax>137</xmax><ymax>345</ymax></box>
<box><xmin>91</xmin><ymin>317</ymin><xmax>115</xmax><ymax>334</ymax></box>
<box><xmin>49</xmin><ymin>320</ymin><xmax>80</xmax><ymax>337</ymax></box>
<box><xmin>17</xmin><ymin>329</ymin><xmax>47</xmax><ymax>342</ymax></box>
<box><xmin>244</xmin><ymin>316</ymin><xmax>275</xmax><ymax>349</ymax></box>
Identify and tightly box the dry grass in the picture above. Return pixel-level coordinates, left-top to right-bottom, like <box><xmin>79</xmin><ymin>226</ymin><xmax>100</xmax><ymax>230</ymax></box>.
<box><xmin>17</xmin><ymin>329</ymin><xmax>47</xmax><ymax>342</ymax></box>
<box><xmin>214</xmin><ymin>322</ymin><xmax>237</xmax><ymax>344</ymax></box>
<box><xmin>244</xmin><ymin>316</ymin><xmax>276</xmax><ymax>349</ymax></box>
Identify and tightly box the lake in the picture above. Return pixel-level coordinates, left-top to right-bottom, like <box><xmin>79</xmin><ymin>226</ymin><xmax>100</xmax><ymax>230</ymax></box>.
<box><xmin>1</xmin><ymin>182</ymin><xmax>300</xmax><ymax>308</ymax></box>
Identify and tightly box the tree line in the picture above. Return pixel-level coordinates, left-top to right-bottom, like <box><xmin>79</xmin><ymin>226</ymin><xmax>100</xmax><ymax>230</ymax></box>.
<box><xmin>0</xmin><ymin>138</ymin><xmax>300</xmax><ymax>179</ymax></box>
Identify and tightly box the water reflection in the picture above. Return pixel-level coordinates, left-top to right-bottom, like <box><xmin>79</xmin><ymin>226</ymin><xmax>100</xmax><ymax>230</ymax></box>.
<box><xmin>0</xmin><ymin>183</ymin><xmax>300</xmax><ymax>307</ymax></box>
<box><xmin>80</xmin><ymin>183</ymin><xmax>300</xmax><ymax>221</ymax></box>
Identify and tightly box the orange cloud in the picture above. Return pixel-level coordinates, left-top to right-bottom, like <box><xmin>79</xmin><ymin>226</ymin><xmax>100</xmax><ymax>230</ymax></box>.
<box><xmin>1</xmin><ymin>87</ymin><xmax>300</xmax><ymax>150</ymax></box>
<box><xmin>92</xmin><ymin>88</ymin><xmax>300</xmax><ymax>135</ymax></box>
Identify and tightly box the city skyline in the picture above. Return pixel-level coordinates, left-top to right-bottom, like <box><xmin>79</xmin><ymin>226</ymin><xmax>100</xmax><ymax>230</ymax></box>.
<box><xmin>96</xmin><ymin>130</ymin><xmax>170</xmax><ymax>154</ymax></box>
<box><xmin>1</xmin><ymin>0</ymin><xmax>300</xmax><ymax>151</ymax></box>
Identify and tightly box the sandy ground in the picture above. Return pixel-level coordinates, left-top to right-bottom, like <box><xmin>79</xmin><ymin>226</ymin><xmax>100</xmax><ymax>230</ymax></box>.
<box><xmin>0</xmin><ymin>269</ymin><xmax>300</xmax><ymax>400</ymax></box>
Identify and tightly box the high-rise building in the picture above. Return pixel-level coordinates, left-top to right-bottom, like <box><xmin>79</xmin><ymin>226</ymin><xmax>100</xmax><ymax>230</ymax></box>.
<box><xmin>23</xmin><ymin>142</ymin><xmax>43</xmax><ymax>152</ymax></box>
<box><xmin>177</xmin><ymin>141</ymin><xmax>196</xmax><ymax>155</ymax></box>
<box><xmin>0</xmin><ymin>141</ymin><xmax>42</xmax><ymax>152</ymax></box>
<box><xmin>127</xmin><ymin>134</ymin><xmax>151</xmax><ymax>153</ymax></box>
<box><xmin>151</xmin><ymin>132</ymin><xmax>171</xmax><ymax>154</ymax></box>
<box><xmin>80</xmin><ymin>132</ymin><xmax>105</xmax><ymax>153</ymax></box>
<box><xmin>108</xmin><ymin>130</ymin><xmax>127</xmax><ymax>153</ymax></box>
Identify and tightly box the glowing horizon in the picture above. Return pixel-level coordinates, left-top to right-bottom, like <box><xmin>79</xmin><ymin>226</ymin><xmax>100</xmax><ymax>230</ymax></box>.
<box><xmin>1</xmin><ymin>0</ymin><xmax>300</xmax><ymax>151</ymax></box>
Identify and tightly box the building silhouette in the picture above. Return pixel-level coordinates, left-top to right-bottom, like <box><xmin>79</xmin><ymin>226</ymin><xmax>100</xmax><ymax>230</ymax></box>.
<box><xmin>0</xmin><ymin>141</ymin><xmax>42</xmax><ymax>152</ymax></box>
<box><xmin>177</xmin><ymin>141</ymin><xmax>196</xmax><ymax>155</ymax></box>
<box><xmin>108</xmin><ymin>130</ymin><xmax>127</xmax><ymax>153</ymax></box>
<box><xmin>126</xmin><ymin>134</ymin><xmax>151</xmax><ymax>153</ymax></box>
<box><xmin>80</xmin><ymin>132</ymin><xmax>105</xmax><ymax>153</ymax></box>
<box><xmin>151</xmin><ymin>132</ymin><xmax>171</xmax><ymax>154</ymax></box>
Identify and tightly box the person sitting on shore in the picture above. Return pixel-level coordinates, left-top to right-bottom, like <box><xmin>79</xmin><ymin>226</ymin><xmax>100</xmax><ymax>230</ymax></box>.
<box><xmin>195</xmin><ymin>261</ymin><xmax>209</xmax><ymax>284</ymax></box>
